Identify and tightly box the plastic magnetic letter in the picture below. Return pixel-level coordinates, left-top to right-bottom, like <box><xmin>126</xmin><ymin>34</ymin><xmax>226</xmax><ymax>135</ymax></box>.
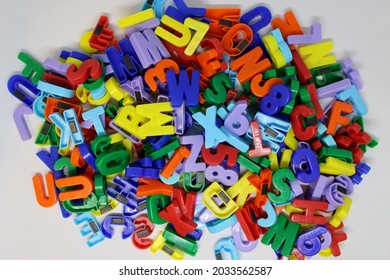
<box><xmin>135</xmin><ymin>102</ymin><xmax>175</xmax><ymax>138</ymax></box>
<box><xmin>107</xmin><ymin>176</ymin><xmax>138</xmax><ymax>209</ymax></box>
<box><xmin>326</xmin><ymin>101</ymin><xmax>353</xmax><ymax>135</ymax></box>
<box><xmin>257</xmin><ymin>200</ymin><xmax>277</xmax><ymax>227</ymax></box>
<box><xmin>49</xmin><ymin>108</ymin><xmax>84</xmax><ymax>148</ymax></box>
<box><xmin>240</xmin><ymin>6</ymin><xmax>272</xmax><ymax>33</ymax></box>
<box><xmin>329</xmin><ymin>197</ymin><xmax>352</xmax><ymax>227</ymax></box>
<box><xmin>150</xmin><ymin>232</ymin><xmax>184</xmax><ymax>260</ymax></box>
<box><xmin>167</xmin><ymin>70</ymin><xmax>200</xmax><ymax>108</ymax></box>
<box><xmin>235</xmin><ymin>202</ymin><xmax>263</xmax><ymax>241</ymax></box>
<box><xmin>197</xmin><ymin>49</ymin><xmax>227</xmax><ymax>78</ymax></box>
<box><xmin>336</xmin><ymin>85</ymin><xmax>368</xmax><ymax>116</ymax></box>
<box><xmin>268</xmin><ymin>168</ymin><xmax>294</xmax><ymax>205</ymax></box>
<box><xmin>192</xmin><ymin>106</ymin><xmax>227</xmax><ymax>148</ymax></box>
<box><xmin>163</xmin><ymin>226</ymin><xmax>198</xmax><ymax>256</ymax></box>
<box><xmin>147</xmin><ymin>195</ymin><xmax>171</xmax><ymax>224</ymax></box>
<box><xmin>158</xmin><ymin>200</ymin><xmax>197</xmax><ymax>237</ymax></box>
<box><xmin>155</xmin><ymin>15</ymin><xmax>191</xmax><ymax>47</ymax></box>
<box><xmin>74</xmin><ymin>213</ymin><xmax>105</xmax><ymax>247</ymax></box>
<box><xmin>113</xmin><ymin>105</ymin><xmax>146</xmax><ymax>139</ymax></box>
<box><xmin>205</xmin><ymin>165</ymin><xmax>239</xmax><ymax>186</ymax></box>
<box><xmin>287</xmin><ymin>23</ymin><xmax>322</xmax><ymax>45</ymax></box>
<box><xmin>202</xmin><ymin>182</ymin><xmax>238</xmax><ymax>219</ymax></box>
<box><xmin>261</xmin><ymin>214</ymin><xmax>300</xmax><ymax>257</ymax></box>
<box><xmin>132</xmin><ymin>214</ymin><xmax>155</xmax><ymax>249</ymax></box>
<box><xmin>291</xmin><ymin>105</ymin><xmax>318</xmax><ymax>141</ymax></box>
<box><xmin>82</xmin><ymin>106</ymin><xmax>106</xmax><ymax>136</ymax></box>
<box><xmin>262</xmin><ymin>31</ymin><xmax>287</xmax><ymax>69</ymax></box>
<box><xmin>320</xmin><ymin>222</ymin><xmax>347</xmax><ymax>257</ymax></box>
<box><xmin>36</xmin><ymin>147</ymin><xmax>63</xmax><ymax>179</ymax></box>
<box><xmin>96</xmin><ymin>146</ymin><xmax>131</xmax><ymax>176</ymax></box>
<box><xmin>101</xmin><ymin>215</ymin><xmax>134</xmax><ymax>239</ymax></box>
<box><xmin>298</xmin><ymin>41</ymin><xmax>336</xmax><ymax>69</ymax></box>
<box><xmin>203</xmin><ymin>72</ymin><xmax>232</xmax><ymax>106</ymax></box>
<box><xmin>160</xmin><ymin>146</ymin><xmax>191</xmax><ymax>179</ymax></box>
<box><xmin>118</xmin><ymin>8</ymin><xmax>156</xmax><ymax>29</ymax></box>
<box><xmin>221</xmin><ymin>23</ymin><xmax>253</xmax><ymax>56</ymax></box>
<box><xmin>232</xmin><ymin>222</ymin><xmax>258</xmax><ymax>252</ymax></box>
<box><xmin>166</xmin><ymin>0</ymin><xmax>206</xmax><ymax>22</ymax></box>
<box><xmin>206</xmin><ymin>214</ymin><xmax>237</xmax><ymax>234</ymax></box>
<box><xmin>180</xmin><ymin>135</ymin><xmax>206</xmax><ymax>172</ymax></box>
<box><xmin>172</xmin><ymin>187</ymin><xmax>197</xmax><ymax>221</ymax></box>
<box><xmin>230</xmin><ymin>47</ymin><xmax>271</xmax><ymax>84</ymax></box>
<box><xmin>56</xmin><ymin>175</ymin><xmax>93</xmax><ymax>201</ymax></box>
<box><xmin>271</xmin><ymin>10</ymin><xmax>303</xmax><ymax>39</ymax></box>
<box><xmin>66</xmin><ymin>58</ymin><xmax>103</xmax><ymax>86</ymax></box>
<box><xmin>325</xmin><ymin>175</ymin><xmax>353</xmax><ymax>210</ymax></box>
<box><xmin>214</xmin><ymin>237</ymin><xmax>239</xmax><ymax>260</ymax></box>
<box><xmin>89</xmin><ymin>16</ymin><xmax>114</xmax><ymax>51</ymax></box>
<box><xmin>308</xmin><ymin>175</ymin><xmax>334</xmax><ymax>200</ymax></box>
<box><xmin>226</xmin><ymin>172</ymin><xmax>257</xmax><ymax>208</ymax></box>
<box><xmin>18</xmin><ymin>51</ymin><xmax>45</xmax><ymax>85</ymax></box>
<box><xmin>291</xmin><ymin>147</ymin><xmax>320</xmax><ymax>183</ymax></box>
<box><xmin>54</xmin><ymin>157</ymin><xmax>77</xmax><ymax>177</ymax></box>
<box><xmin>183</xmin><ymin>172</ymin><xmax>205</xmax><ymax>193</ymax></box>
<box><xmin>7</xmin><ymin>74</ymin><xmax>40</xmax><ymax>107</ymax></box>
<box><xmin>320</xmin><ymin>157</ymin><xmax>356</xmax><ymax>176</ymax></box>
<box><xmin>32</xmin><ymin>172</ymin><xmax>57</xmax><ymax>208</ymax></box>
<box><xmin>130</xmin><ymin>29</ymin><xmax>170</xmax><ymax>69</ymax></box>
<box><xmin>292</xmin><ymin>50</ymin><xmax>312</xmax><ymax>83</ymax></box>
<box><xmin>106</xmin><ymin>38</ymin><xmax>142</xmax><ymax>83</ymax></box>
<box><xmin>63</xmin><ymin>193</ymin><xmax>99</xmax><ymax>213</ymax></box>
<box><xmin>251</xmin><ymin>75</ymin><xmax>283</xmax><ymax>98</ymax></box>
<box><xmin>13</xmin><ymin>104</ymin><xmax>34</xmax><ymax>141</ymax></box>
<box><xmin>290</xmin><ymin>199</ymin><xmax>328</xmax><ymax>225</ymax></box>
<box><xmin>296</xmin><ymin>226</ymin><xmax>327</xmax><ymax>257</ymax></box>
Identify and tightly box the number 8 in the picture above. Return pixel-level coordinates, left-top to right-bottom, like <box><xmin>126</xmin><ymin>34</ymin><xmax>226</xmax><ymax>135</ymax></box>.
<box><xmin>260</xmin><ymin>84</ymin><xmax>292</xmax><ymax>115</ymax></box>
<box><xmin>205</xmin><ymin>165</ymin><xmax>238</xmax><ymax>186</ymax></box>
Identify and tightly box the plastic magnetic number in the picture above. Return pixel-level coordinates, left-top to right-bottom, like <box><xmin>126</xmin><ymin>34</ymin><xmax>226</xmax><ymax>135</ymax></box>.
<box><xmin>205</xmin><ymin>165</ymin><xmax>239</xmax><ymax>186</ymax></box>
<box><xmin>223</xmin><ymin>100</ymin><xmax>250</xmax><ymax>136</ymax></box>
<box><xmin>260</xmin><ymin>84</ymin><xmax>292</xmax><ymax>115</ymax></box>
<box><xmin>202</xmin><ymin>143</ymin><xmax>238</xmax><ymax>168</ymax></box>
<box><xmin>296</xmin><ymin>226</ymin><xmax>328</xmax><ymax>257</ymax></box>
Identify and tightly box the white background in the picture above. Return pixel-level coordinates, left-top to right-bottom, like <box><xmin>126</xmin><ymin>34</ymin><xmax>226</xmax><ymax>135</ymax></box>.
<box><xmin>0</xmin><ymin>0</ymin><xmax>389</xmax><ymax>260</ymax></box>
